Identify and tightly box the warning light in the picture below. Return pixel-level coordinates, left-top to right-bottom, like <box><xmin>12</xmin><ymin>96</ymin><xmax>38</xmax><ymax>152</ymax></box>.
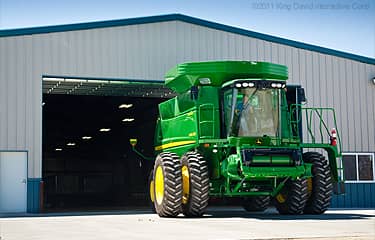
<box><xmin>330</xmin><ymin>128</ymin><xmax>337</xmax><ymax>146</ymax></box>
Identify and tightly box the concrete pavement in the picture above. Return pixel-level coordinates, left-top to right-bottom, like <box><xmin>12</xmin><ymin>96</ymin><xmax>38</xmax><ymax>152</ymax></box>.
<box><xmin>0</xmin><ymin>208</ymin><xmax>374</xmax><ymax>240</ymax></box>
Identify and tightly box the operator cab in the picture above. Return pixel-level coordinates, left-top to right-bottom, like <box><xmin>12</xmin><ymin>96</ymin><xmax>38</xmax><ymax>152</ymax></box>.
<box><xmin>221</xmin><ymin>79</ymin><xmax>286</xmax><ymax>140</ymax></box>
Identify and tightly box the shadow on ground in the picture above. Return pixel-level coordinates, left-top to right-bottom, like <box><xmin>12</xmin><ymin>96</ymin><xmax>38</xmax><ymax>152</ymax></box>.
<box><xmin>0</xmin><ymin>207</ymin><xmax>151</xmax><ymax>218</ymax></box>
<box><xmin>199</xmin><ymin>207</ymin><xmax>375</xmax><ymax>220</ymax></box>
<box><xmin>1</xmin><ymin>207</ymin><xmax>374</xmax><ymax>220</ymax></box>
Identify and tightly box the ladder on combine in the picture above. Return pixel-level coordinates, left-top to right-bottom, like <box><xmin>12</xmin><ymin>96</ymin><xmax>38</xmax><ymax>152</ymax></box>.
<box><xmin>198</xmin><ymin>103</ymin><xmax>216</xmax><ymax>139</ymax></box>
<box><xmin>290</xmin><ymin>105</ymin><xmax>345</xmax><ymax>194</ymax></box>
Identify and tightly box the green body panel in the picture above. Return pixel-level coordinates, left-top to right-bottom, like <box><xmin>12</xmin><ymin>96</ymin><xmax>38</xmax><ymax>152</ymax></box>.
<box><xmin>156</xmin><ymin>109</ymin><xmax>199</xmax><ymax>153</ymax></box>
<box><xmin>165</xmin><ymin>61</ymin><xmax>288</xmax><ymax>94</ymax></box>
<box><xmin>151</xmin><ymin>61</ymin><xmax>343</xmax><ymax>198</ymax></box>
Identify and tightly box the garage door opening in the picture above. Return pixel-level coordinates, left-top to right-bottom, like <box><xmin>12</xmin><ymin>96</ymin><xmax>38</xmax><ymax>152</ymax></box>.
<box><xmin>42</xmin><ymin>76</ymin><xmax>174</xmax><ymax>211</ymax></box>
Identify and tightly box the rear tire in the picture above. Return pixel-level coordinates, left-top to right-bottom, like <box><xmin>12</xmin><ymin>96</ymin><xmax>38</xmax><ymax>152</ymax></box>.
<box><xmin>303</xmin><ymin>152</ymin><xmax>333</xmax><ymax>214</ymax></box>
<box><xmin>275</xmin><ymin>178</ymin><xmax>308</xmax><ymax>215</ymax></box>
<box><xmin>242</xmin><ymin>196</ymin><xmax>270</xmax><ymax>212</ymax></box>
<box><xmin>181</xmin><ymin>151</ymin><xmax>209</xmax><ymax>217</ymax></box>
<box><xmin>148</xmin><ymin>169</ymin><xmax>156</xmax><ymax>213</ymax></box>
<box><xmin>153</xmin><ymin>152</ymin><xmax>182</xmax><ymax>217</ymax></box>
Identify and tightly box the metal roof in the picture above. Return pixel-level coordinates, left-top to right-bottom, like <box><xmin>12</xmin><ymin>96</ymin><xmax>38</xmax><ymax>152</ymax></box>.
<box><xmin>1</xmin><ymin>14</ymin><xmax>374</xmax><ymax>65</ymax></box>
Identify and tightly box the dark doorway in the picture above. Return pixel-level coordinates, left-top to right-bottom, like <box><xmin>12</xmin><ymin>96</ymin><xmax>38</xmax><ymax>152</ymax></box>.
<box><xmin>42</xmin><ymin>93</ymin><xmax>165</xmax><ymax>210</ymax></box>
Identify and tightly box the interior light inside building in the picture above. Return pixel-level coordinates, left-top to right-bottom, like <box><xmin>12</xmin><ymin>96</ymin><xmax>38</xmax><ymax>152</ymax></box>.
<box><xmin>119</xmin><ymin>104</ymin><xmax>133</xmax><ymax>109</ymax></box>
<box><xmin>99</xmin><ymin>128</ymin><xmax>111</xmax><ymax>132</ymax></box>
<box><xmin>122</xmin><ymin>118</ymin><xmax>135</xmax><ymax>122</ymax></box>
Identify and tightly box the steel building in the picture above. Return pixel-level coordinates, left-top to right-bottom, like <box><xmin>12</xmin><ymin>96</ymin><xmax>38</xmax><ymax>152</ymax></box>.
<box><xmin>0</xmin><ymin>14</ymin><xmax>374</xmax><ymax>213</ymax></box>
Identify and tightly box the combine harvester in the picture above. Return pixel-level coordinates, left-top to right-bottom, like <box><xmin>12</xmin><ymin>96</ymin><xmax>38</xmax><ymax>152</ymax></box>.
<box><xmin>131</xmin><ymin>61</ymin><xmax>344</xmax><ymax>217</ymax></box>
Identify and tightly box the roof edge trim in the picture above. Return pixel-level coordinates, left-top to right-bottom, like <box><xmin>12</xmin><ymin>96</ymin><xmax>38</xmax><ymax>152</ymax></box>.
<box><xmin>175</xmin><ymin>15</ymin><xmax>375</xmax><ymax>65</ymax></box>
<box><xmin>0</xmin><ymin>14</ymin><xmax>179</xmax><ymax>37</ymax></box>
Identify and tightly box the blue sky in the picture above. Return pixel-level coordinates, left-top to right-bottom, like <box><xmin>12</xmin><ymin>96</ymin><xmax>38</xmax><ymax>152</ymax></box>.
<box><xmin>1</xmin><ymin>0</ymin><xmax>374</xmax><ymax>58</ymax></box>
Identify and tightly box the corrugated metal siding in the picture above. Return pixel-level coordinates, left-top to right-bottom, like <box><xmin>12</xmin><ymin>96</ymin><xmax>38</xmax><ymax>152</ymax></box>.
<box><xmin>0</xmin><ymin>20</ymin><xmax>374</xmax><ymax>180</ymax></box>
<box><xmin>0</xmin><ymin>35</ymin><xmax>41</xmax><ymax>179</ymax></box>
<box><xmin>331</xmin><ymin>183</ymin><xmax>375</xmax><ymax>208</ymax></box>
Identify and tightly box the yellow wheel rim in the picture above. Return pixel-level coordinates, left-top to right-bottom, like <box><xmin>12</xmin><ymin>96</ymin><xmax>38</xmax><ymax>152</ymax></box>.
<box><xmin>155</xmin><ymin>166</ymin><xmax>164</xmax><ymax>205</ymax></box>
<box><xmin>307</xmin><ymin>177</ymin><xmax>313</xmax><ymax>195</ymax></box>
<box><xmin>276</xmin><ymin>193</ymin><xmax>286</xmax><ymax>203</ymax></box>
<box><xmin>182</xmin><ymin>165</ymin><xmax>190</xmax><ymax>204</ymax></box>
<box><xmin>150</xmin><ymin>179</ymin><xmax>155</xmax><ymax>203</ymax></box>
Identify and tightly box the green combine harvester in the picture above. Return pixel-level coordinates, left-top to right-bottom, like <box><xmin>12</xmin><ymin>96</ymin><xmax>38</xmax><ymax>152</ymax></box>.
<box><xmin>131</xmin><ymin>61</ymin><xmax>344</xmax><ymax>217</ymax></box>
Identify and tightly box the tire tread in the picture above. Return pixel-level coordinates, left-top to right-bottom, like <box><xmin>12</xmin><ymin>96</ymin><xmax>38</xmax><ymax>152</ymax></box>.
<box><xmin>181</xmin><ymin>151</ymin><xmax>210</xmax><ymax>217</ymax></box>
<box><xmin>153</xmin><ymin>152</ymin><xmax>182</xmax><ymax>217</ymax></box>
<box><xmin>303</xmin><ymin>152</ymin><xmax>333</xmax><ymax>214</ymax></box>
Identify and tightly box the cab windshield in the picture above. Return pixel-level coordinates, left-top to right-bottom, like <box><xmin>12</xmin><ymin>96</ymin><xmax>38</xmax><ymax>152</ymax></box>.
<box><xmin>223</xmin><ymin>87</ymin><xmax>280</xmax><ymax>137</ymax></box>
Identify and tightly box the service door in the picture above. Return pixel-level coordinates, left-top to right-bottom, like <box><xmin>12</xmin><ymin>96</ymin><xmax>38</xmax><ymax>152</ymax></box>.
<box><xmin>0</xmin><ymin>152</ymin><xmax>27</xmax><ymax>213</ymax></box>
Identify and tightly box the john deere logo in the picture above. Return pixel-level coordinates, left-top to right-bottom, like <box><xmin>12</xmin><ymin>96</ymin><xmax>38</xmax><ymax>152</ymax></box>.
<box><xmin>255</xmin><ymin>138</ymin><xmax>262</xmax><ymax>145</ymax></box>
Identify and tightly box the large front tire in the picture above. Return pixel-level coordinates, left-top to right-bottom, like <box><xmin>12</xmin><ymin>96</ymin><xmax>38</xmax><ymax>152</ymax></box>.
<box><xmin>275</xmin><ymin>178</ymin><xmax>308</xmax><ymax>215</ymax></box>
<box><xmin>303</xmin><ymin>152</ymin><xmax>333</xmax><ymax>214</ymax></box>
<box><xmin>153</xmin><ymin>152</ymin><xmax>182</xmax><ymax>217</ymax></box>
<box><xmin>181</xmin><ymin>151</ymin><xmax>209</xmax><ymax>217</ymax></box>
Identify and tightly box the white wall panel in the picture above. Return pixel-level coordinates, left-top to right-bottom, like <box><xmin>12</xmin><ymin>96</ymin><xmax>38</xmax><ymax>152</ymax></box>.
<box><xmin>257</xmin><ymin>39</ymin><xmax>265</xmax><ymax>62</ymax></box>
<box><xmin>290</xmin><ymin>47</ymin><xmax>300</xmax><ymax>84</ymax></box>
<box><xmin>7</xmin><ymin>37</ymin><xmax>16</xmax><ymax>149</ymax></box>
<box><xmin>324</xmin><ymin>55</ymin><xmax>334</xmax><ymax>129</ymax></box>
<box><xmin>0</xmin><ymin>20</ymin><xmax>374</xmax><ymax>178</ymax></box>
<box><xmin>346</xmin><ymin>60</ymin><xmax>355</xmax><ymax>151</ymax></box>
<box><xmin>249</xmin><ymin>37</ymin><xmax>257</xmax><ymax>60</ymax></box>
<box><xmin>285</xmin><ymin>47</ymin><xmax>293</xmax><ymax>82</ymax></box>
<box><xmin>366</xmin><ymin>64</ymin><xmax>375</xmax><ymax>151</ymax></box>
<box><xmin>312</xmin><ymin>52</ymin><xmax>320</xmax><ymax>107</ymax></box>
<box><xmin>352</xmin><ymin>61</ymin><xmax>361</xmax><ymax>150</ymax></box>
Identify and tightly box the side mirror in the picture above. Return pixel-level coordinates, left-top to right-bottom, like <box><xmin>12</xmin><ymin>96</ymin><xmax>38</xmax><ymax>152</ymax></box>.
<box><xmin>129</xmin><ymin>138</ymin><xmax>138</xmax><ymax>147</ymax></box>
<box><xmin>190</xmin><ymin>86</ymin><xmax>199</xmax><ymax>100</ymax></box>
<box><xmin>297</xmin><ymin>88</ymin><xmax>306</xmax><ymax>103</ymax></box>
